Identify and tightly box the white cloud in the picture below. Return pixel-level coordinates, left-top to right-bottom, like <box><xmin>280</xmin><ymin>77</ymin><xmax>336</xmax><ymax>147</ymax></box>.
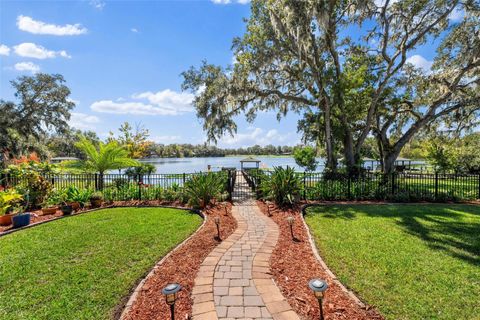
<box><xmin>14</xmin><ymin>61</ymin><xmax>40</xmax><ymax>73</ymax></box>
<box><xmin>89</xmin><ymin>0</ymin><xmax>106</xmax><ymax>10</ymax></box>
<box><xmin>14</xmin><ymin>43</ymin><xmax>71</xmax><ymax>59</ymax></box>
<box><xmin>131</xmin><ymin>28</ymin><xmax>139</xmax><ymax>33</ymax></box>
<box><xmin>406</xmin><ymin>54</ymin><xmax>433</xmax><ymax>73</ymax></box>
<box><xmin>69</xmin><ymin>112</ymin><xmax>100</xmax><ymax>130</ymax></box>
<box><xmin>17</xmin><ymin>15</ymin><xmax>87</xmax><ymax>36</ymax></box>
<box><xmin>0</xmin><ymin>44</ymin><xmax>10</xmax><ymax>56</ymax></box>
<box><xmin>91</xmin><ymin>89</ymin><xmax>195</xmax><ymax>116</ymax></box>
<box><xmin>219</xmin><ymin>127</ymin><xmax>298</xmax><ymax>147</ymax></box>
<box><xmin>132</xmin><ymin>89</ymin><xmax>194</xmax><ymax>113</ymax></box>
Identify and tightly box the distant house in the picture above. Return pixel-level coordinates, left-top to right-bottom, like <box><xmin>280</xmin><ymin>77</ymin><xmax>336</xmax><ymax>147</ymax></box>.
<box><xmin>50</xmin><ymin>157</ymin><xmax>79</xmax><ymax>164</ymax></box>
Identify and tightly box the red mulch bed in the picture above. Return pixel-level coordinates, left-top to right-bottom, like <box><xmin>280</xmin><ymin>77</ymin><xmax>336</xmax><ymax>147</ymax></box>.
<box><xmin>121</xmin><ymin>202</ymin><xmax>237</xmax><ymax>320</ymax></box>
<box><xmin>257</xmin><ymin>200</ymin><xmax>384</xmax><ymax>320</ymax></box>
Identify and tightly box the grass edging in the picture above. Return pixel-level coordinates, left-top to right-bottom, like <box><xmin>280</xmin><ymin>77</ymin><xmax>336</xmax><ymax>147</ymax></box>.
<box><xmin>300</xmin><ymin>203</ymin><xmax>367</xmax><ymax>309</ymax></box>
<box><xmin>0</xmin><ymin>205</ymin><xmax>115</xmax><ymax>238</ymax></box>
<box><xmin>117</xmin><ymin>207</ymin><xmax>206</xmax><ymax>319</ymax></box>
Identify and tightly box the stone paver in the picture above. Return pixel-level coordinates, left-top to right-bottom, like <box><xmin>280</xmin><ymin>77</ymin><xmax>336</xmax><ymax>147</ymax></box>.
<box><xmin>192</xmin><ymin>172</ymin><xmax>300</xmax><ymax>320</ymax></box>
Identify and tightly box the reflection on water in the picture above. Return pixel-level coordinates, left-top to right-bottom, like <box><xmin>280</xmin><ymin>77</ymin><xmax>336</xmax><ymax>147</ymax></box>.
<box><xmin>138</xmin><ymin>156</ymin><xmax>320</xmax><ymax>174</ymax></box>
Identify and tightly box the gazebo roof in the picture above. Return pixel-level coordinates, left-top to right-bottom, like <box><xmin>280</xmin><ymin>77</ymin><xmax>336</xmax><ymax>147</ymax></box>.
<box><xmin>240</xmin><ymin>156</ymin><xmax>261</xmax><ymax>163</ymax></box>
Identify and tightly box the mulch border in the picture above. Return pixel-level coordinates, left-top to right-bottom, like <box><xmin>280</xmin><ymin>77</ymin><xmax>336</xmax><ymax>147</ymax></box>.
<box><xmin>118</xmin><ymin>207</ymin><xmax>206</xmax><ymax>319</ymax></box>
<box><xmin>258</xmin><ymin>200</ymin><xmax>384</xmax><ymax>320</ymax></box>
<box><xmin>300</xmin><ymin>203</ymin><xmax>367</xmax><ymax>309</ymax></box>
<box><xmin>120</xmin><ymin>203</ymin><xmax>237</xmax><ymax>320</ymax></box>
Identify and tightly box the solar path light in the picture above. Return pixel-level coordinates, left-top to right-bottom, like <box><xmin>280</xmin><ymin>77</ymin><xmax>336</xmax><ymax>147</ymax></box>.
<box><xmin>309</xmin><ymin>278</ymin><xmax>328</xmax><ymax>320</ymax></box>
<box><xmin>214</xmin><ymin>216</ymin><xmax>221</xmax><ymax>240</ymax></box>
<box><xmin>286</xmin><ymin>216</ymin><xmax>295</xmax><ymax>240</ymax></box>
<box><xmin>162</xmin><ymin>283</ymin><xmax>181</xmax><ymax>320</ymax></box>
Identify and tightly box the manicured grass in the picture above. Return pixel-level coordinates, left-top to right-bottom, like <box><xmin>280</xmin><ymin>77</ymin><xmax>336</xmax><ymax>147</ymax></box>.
<box><xmin>305</xmin><ymin>204</ymin><xmax>480</xmax><ymax>320</ymax></box>
<box><xmin>0</xmin><ymin>207</ymin><xmax>202</xmax><ymax>320</ymax></box>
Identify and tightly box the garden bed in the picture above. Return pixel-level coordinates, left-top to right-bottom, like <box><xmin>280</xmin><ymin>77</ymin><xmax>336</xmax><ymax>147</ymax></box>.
<box><xmin>121</xmin><ymin>203</ymin><xmax>237</xmax><ymax>320</ymax></box>
<box><xmin>257</xmin><ymin>200</ymin><xmax>383</xmax><ymax>320</ymax></box>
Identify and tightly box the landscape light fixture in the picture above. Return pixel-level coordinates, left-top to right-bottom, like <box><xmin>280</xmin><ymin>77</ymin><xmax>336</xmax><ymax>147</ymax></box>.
<box><xmin>162</xmin><ymin>283</ymin><xmax>182</xmax><ymax>320</ymax></box>
<box><xmin>286</xmin><ymin>216</ymin><xmax>295</xmax><ymax>240</ymax></box>
<box><xmin>309</xmin><ymin>279</ymin><xmax>328</xmax><ymax>320</ymax></box>
<box><xmin>267</xmin><ymin>203</ymin><xmax>272</xmax><ymax>216</ymax></box>
<box><xmin>224</xmin><ymin>204</ymin><xmax>228</xmax><ymax>216</ymax></box>
<box><xmin>214</xmin><ymin>216</ymin><xmax>221</xmax><ymax>240</ymax></box>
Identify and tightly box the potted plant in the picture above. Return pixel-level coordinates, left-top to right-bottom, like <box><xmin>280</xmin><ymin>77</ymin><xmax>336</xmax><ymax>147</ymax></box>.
<box><xmin>64</xmin><ymin>185</ymin><xmax>81</xmax><ymax>210</ymax></box>
<box><xmin>0</xmin><ymin>189</ymin><xmax>23</xmax><ymax>226</ymax></box>
<box><xmin>90</xmin><ymin>191</ymin><xmax>103</xmax><ymax>208</ymax></box>
<box><xmin>58</xmin><ymin>190</ymin><xmax>73</xmax><ymax>215</ymax></box>
<box><xmin>41</xmin><ymin>190</ymin><xmax>60</xmax><ymax>215</ymax></box>
<box><xmin>11</xmin><ymin>205</ymin><xmax>31</xmax><ymax>228</ymax></box>
<box><xmin>76</xmin><ymin>189</ymin><xmax>94</xmax><ymax>208</ymax></box>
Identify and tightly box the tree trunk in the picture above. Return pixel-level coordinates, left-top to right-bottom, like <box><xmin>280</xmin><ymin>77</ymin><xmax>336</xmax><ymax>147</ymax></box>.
<box><xmin>323</xmin><ymin>103</ymin><xmax>336</xmax><ymax>173</ymax></box>
<box><xmin>98</xmin><ymin>172</ymin><xmax>104</xmax><ymax>191</ymax></box>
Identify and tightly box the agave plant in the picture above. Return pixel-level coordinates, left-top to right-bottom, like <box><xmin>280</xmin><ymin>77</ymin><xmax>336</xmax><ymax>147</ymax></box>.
<box><xmin>260</xmin><ymin>166</ymin><xmax>302</xmax><ymax>206</ymax></box>
<box><xmin>184</xmin><ymin>172</ymin><xmax>225</xmax><ymax>208</ymax></box>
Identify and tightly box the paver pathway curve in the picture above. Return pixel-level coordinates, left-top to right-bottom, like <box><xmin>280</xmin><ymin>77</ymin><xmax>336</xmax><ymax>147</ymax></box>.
<box><xmin>191</xmin><ymin>172</ymin><xmax>300</xmax><ymax>320</ymax></box>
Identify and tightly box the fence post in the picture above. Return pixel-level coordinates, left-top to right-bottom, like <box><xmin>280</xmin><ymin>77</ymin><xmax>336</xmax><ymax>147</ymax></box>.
<box><xmin>94</xmin><ymin>173</ymin><xmax>98</xmax><ymax>191</ymax></box>
<box><xmin>391</xmin><ymin>172</ymin><xmax>395</xmax><ymax>196</ymax></box>
<box><xmin>183</xmin><ymin>173</ymin><xmax>186</xmax><ymax>185</ymax></box>
<box><xmin>138</xmin><ymin>174</ymin><xmax>142</xmax><ymax>200</ymax></box>
<box><xmin>477</xmin><ymin>174</ymin><xmax>480</xmax><ymax>200</ymax></box>
<box><xmin>303</xmin><ymin>172</ymin><xmax>306</xmax><ymax>200</ymax></box>
<box><xmin>435</xmin><ymin>172</ymin><xmax>439</xmax><ymax>200</ymax></box>
<box><xmin>347</xmin><ymin>176</ymin><xmax>351</xmax><ymax>200</ymax></box>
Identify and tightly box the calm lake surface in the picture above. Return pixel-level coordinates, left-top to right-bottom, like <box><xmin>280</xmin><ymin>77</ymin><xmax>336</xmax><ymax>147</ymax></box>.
<box><xmin>139</xmin><ymin>156</ymin><xmax>325</xmax><ymax>173</ymax></box>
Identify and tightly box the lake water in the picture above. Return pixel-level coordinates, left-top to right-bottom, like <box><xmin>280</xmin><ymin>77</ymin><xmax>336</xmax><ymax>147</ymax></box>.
<box><xmin>139</xmin><ymin>156</ymin><xmax>325</xmax><ymax>174</ymax></box>
<box><xmin>138</xmin><ymin>156</ymin><xmax>427</xmax><ymax>174</ymax></box>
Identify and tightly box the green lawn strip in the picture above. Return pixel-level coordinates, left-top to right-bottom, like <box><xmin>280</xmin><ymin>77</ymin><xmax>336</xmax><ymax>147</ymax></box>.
<box><xmin>0</xmin><ymin>207</ymin><xmax>202</xmax><ymax>320</ymax></box>
<box><xmin>305</xmin><ymin>204</ymin><xmax>480</xmax><ymax>320</ymax></box>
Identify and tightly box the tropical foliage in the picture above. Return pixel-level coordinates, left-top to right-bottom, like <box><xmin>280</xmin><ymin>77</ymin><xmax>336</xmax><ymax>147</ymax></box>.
<box><xmin>184</xmin><ymin>172</ymin><xmax>227</xmax><ymax>208</ymax></box>
<box><xmin>260</xmin><ymin>166</ymin><xmax>302</xmax><ymax>206</ymax></box>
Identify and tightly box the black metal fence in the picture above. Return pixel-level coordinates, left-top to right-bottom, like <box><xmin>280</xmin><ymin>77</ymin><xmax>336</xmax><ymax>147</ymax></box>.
<box><xmin>243</xmin><ymin>169</ymin><xmax>480</xmax><ymax>201</ymax></box>
<box><xmin>0</xmin><ymin>170</ymin><xmax>236</xmax><ymax>202</ymax></box>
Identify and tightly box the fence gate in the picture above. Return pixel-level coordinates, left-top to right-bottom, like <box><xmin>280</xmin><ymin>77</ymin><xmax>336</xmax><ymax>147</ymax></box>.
<box><xmin>231</xmin><ymin>170</ymin><xmax>256</xmax><ymax>202</ymax></box>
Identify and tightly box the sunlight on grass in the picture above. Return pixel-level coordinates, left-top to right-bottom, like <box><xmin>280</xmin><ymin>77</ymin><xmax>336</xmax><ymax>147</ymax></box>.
<box><xmin>305</xmin><ymin>204</ymin><xmax>480</xmax><ymax>320</ymax></box>
<box><xmin>0</xmin><ymin>207</ymin><xmax>202</xmax><ymax>320</ymax></box>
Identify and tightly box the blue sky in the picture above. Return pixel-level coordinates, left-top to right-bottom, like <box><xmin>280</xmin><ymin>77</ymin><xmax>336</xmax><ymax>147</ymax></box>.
<box><xmin>0</xmin><ymin>1</ymin><xmax>464</xmax><ymax>147</ymax></box>
<box><xmin>0</xmin><ymin>0</ymin><xmax>301</xmax><ymax>147</ymax></box>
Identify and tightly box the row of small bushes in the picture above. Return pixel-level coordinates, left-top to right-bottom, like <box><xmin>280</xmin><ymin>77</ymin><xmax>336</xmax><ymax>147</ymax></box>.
<box><xmin>245</xmin><ymin>167</ymin><xmax>467</xmax><ymax>206</ymax></box>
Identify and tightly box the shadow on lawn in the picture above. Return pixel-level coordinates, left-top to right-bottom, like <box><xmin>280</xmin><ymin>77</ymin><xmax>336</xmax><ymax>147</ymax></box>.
<box><xmin>307</xmin><ymin>204</ymin><xmax>480</xmax><ymax>266</ymax></box>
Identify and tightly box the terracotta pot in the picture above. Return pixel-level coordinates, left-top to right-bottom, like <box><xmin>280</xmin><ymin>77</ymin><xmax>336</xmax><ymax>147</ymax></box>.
<box><xmin>0</xmin><ymin>214</ymin><xmax>13</xmax><ymax>226</ymax></box>
<box><xmin>41</xmin><ymin>207</ymin><xmax>58</xmax><ymax>215</ymax></box>
<box><xmin>90</xmin><ymin>198</ymin><xmax>103</xmax><ymax>208</ymax></box>
<box><xmin>69</xmin><ymin>202</ymin><xmax>80</xmax><ymax>210</ymax></box>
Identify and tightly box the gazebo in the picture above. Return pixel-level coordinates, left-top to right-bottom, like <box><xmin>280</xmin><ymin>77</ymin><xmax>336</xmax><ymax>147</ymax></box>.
<box><xmin>240</xmin><ymin>156</ymin><xmax>261</xmax><ymax>170</ymax></box>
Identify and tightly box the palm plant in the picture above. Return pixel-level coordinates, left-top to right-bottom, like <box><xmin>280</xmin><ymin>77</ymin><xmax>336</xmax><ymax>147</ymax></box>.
<box><xmin>68</xmin><ymin>136</ymin><xmax>140</xmax><ymax>189</ymax></box>
<box><xmin>260</xmin><ymin>166</ymin><xmax>302</xmax><ymax>206</ymax></box>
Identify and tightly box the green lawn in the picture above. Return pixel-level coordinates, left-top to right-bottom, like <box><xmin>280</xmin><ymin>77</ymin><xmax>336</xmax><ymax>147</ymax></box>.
<box><xmin>0</xmin><ymin>207</ymin><xmax>202</xmax><ymax>320</ymax></box>
<box><xmin>305</xmin><ymin>204</ymin><xmax>480</xmax><ymax>320</ymax></box>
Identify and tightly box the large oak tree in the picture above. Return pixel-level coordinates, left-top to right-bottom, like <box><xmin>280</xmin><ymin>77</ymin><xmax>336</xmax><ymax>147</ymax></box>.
<box><xmin>183</xmin><ymin>0</ymin><xmax>479</xmax><ymax>175</ymax></box>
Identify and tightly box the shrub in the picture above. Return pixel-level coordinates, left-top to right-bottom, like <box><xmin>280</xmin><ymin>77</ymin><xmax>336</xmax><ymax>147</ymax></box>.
<box><xmin>16</xmin><ymin>171</ymin><xmax>52</xmax><ymax>208</ymax></box>
<box><xmin>260</xmin><ymin>166</ymin><xmax>302</xmax><ymax>206</ymax></box>
<box><xmin>184</xmin><ymin>172</ymin><xmax>225</xmax><ymax>208</ymax></box>
<box><xmin>0</xmin><ymin>189</ymin><xmax>23</xmax><ymax>215</ymax></box>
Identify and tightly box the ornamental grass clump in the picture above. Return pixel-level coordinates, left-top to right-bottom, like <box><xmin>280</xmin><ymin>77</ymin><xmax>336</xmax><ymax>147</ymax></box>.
<box><xmin>184</xmin><ymin>172</ymin><xmax>225</xmax><ymax>208</ymax></box>
<box><xmin>260</xmin><ymin>166</ymin><xmax>302</xmax><ymax>207</ymax></box>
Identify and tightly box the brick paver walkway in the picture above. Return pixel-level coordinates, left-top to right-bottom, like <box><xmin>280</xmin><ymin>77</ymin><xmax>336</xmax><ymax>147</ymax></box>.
<box><xmin>192</xmin><ymin>172</ymin><xmax>300</xmax><ymax>320</ymax></box>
